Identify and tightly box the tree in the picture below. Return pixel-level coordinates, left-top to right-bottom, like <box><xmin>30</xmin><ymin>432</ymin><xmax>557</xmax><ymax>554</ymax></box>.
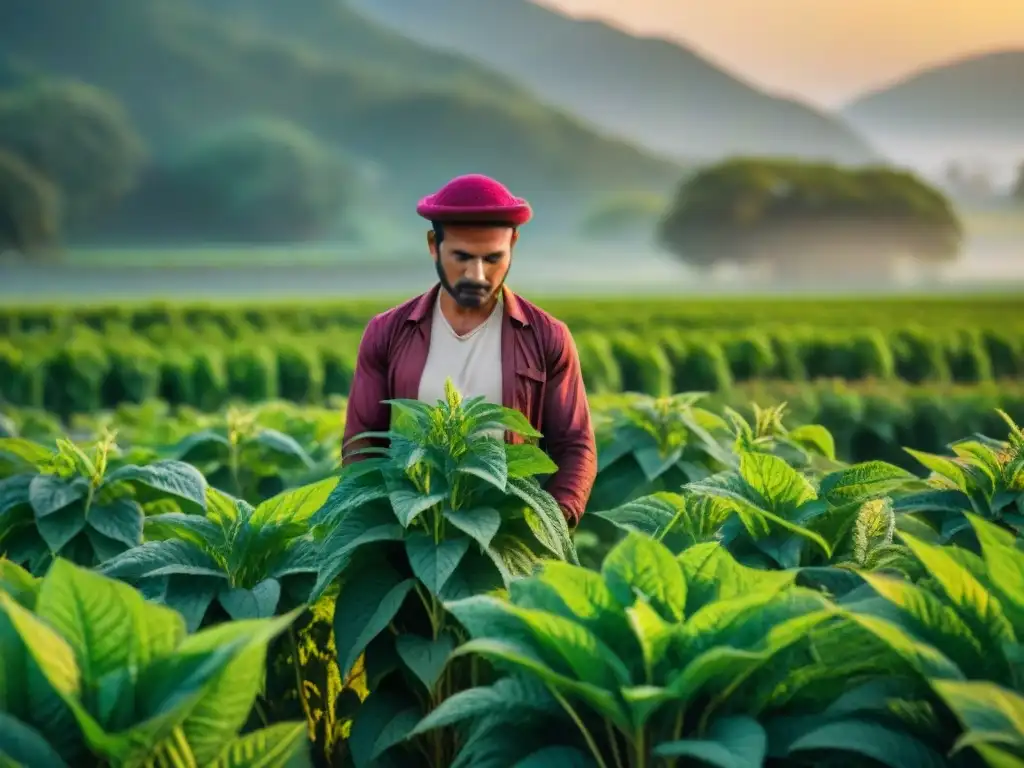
<box><xmin>657</xmin><ymin>158</ymin><xmax>963</xmax><ymax>279</ymax></box>
<box><xmin>0</xmin><ymin>150</ymin><xmax>61</xmax><ymax>257</ymax></box>
<box><xmin>0</xmin><ymin>80</ymin><xmax>146</xmax><ymax>227</ymax></box>
<box><xmin>142</xmin><ymin>117</ymin><xmax>359</xmax><ymax>242</ymax></box>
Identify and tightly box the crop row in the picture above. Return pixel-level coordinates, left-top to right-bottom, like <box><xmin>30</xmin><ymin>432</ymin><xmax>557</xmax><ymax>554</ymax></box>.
<box><xmin>4</xmin><ymin>378</ymin><xmax>1023</xmax><ymax>477</ymax></box>
<box><xmin>2</xmin><ymin>383</ymin><xmax>1023</xmax><ymax>766</ymax></box>
<box><xmin>2</xmin><ymin>294</ymin><xmax>1023</xmax><ymax>337</ymax></box>
<box><xmin>3</xmin><ymin>323</ymin><xmax>1024</xmax><ymax>418</ymax></box>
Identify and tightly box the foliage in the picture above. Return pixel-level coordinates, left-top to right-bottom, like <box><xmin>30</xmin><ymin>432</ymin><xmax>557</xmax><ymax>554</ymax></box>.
<box><xmin>0</xmin><ymin>149</ymin><xmax>61</xmax><ymax>256</ymax></box>
<box><xmin>579</xmin><ymin>190</ymin><xmax>667</xmax><ymax>240</ymax></box>
<box><xmin>0</xmin><ymin>431</ymin><xmax>207</xmax><ymax>574</ymax></box>
<box><xmin>306</xmin><ymin>379</ymin><xmax>576</xmax><ymax>765</ymax></box>
<box><xmin>146</xmin><ymin>118</ymin><xmax>359</xmax><ymax>242</ymax></box>
<box><xmin>0</xmin><ymin>557</ymin><xmax>311</xmax><ymax>766</ymax></box>
<box><xmin>0</xmin><ymin>79</ymin><xmax>145</xmax><ymax>225</ymax></box>
<box><xmin>658</xmin><ymin>158</ymin><xmax>963</xmax><ymax>274</ymax></box>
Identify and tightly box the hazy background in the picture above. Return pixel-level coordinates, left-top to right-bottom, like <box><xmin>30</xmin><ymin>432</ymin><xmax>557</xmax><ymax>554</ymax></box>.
<box><xmin>1</xmin><ymin>0</ymin><xmax>1022</xmax><ymax>298</ymax></box>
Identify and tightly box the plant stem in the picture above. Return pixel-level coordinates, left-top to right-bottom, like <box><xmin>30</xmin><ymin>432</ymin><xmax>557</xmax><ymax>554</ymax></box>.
<box><xmin>289</xmin><ymin>626</ymin><xmax>315</xmax><ymax>740</ymax></box>
<box><xmin>548</xmin><ymin>686</ymin><xmax>608</xmax><ymax>768</ymax></box>
<box><xmin>605</xmin><ymin>719</ymin><xmax>625</xmax><ymax>768</ymax></box>
<box><xmin>634</xmin><ymin>728</ymin><xmax>646</xmax><ymax>768</ymax></box>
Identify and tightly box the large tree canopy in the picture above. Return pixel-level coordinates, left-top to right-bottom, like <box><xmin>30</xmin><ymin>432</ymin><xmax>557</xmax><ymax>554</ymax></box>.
<box><xmin>0</xmin><ymin>80</ymin><xmax>146</xmax><ymax>226</ymax></box>
<box><xmin>657</xmin><ymin>158</ymin><xmax>963</xmax><ymax>278</ymax></box>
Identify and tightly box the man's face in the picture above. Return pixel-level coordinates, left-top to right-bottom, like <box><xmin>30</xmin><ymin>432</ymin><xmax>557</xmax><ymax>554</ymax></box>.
<box><xmin>430</xmin><ymin>224</ymin><xmax>517</xmax><ymax>309</ymax></box>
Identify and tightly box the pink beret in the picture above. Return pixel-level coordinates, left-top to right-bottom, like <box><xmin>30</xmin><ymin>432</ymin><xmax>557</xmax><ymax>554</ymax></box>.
<box><xmin>416</xmin><ymin>174</ymin><xmax>532</xmax><ymax>226</ymax></box>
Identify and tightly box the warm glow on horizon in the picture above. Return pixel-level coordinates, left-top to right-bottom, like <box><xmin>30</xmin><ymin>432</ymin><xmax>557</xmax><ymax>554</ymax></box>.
<box><xmin>536</xmin><ymin>0</ymin><xmax>1024</xmax><ymax>105</ymax></box>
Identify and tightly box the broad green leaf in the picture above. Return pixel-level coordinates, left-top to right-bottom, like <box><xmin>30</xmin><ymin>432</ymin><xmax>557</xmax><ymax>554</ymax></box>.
<box><xmin>309</xmin><ymin>460</ymin><xmax>388</xmax><ymax>526</ymax></box>
<box><xmin>653</xmin><ymin>715</ymin><xmax>766</xmax><ymax>767</ymax></box>
<box><xmin>0</xmin><ymin>439</ymin><xmax>53</xmax><ymax>471</ymax></box>
<box><xmin>601</xmin><ymin>532</ymin><xmax>685</xmax><ymax>622</ymax></box>
<box><xmin>841</xmin><ymin>610</ymin><xmax>966</xmax><ymax>681</ymax></box>
<box><xmin>348</xmin><ymin>686</ymin><xmax>422</xmax><ymax>767</ymax></box>
<box><xmin>103</xmin><ymin>461</ymin><xmax>207</xmax><ymax>512</ymax></box>
<box><xmin>98</xmin><ymin>540</ymin><xmax>226</xmax><ymax>581</ymax></box>
<box><xmin>818</xmin><ymin>461</ymin><xmax>916</xmax><ymax>504</ymax></box>
<box><xmin>446</xmin><ymin>595</ymin><xmax>630</xmax><ymax>694</ymax></box>
<box><xmin>219</xmin><ymin>578</ymin><xmax>282</xmax><ymax>620</ymax></box>
<box><xmin>36</xmin><ymin>560</ymin><xmax>185</xmax><ymax>682</ymax></box>
<box><xmin>509</xmin><ymin>562</ymin><xmax>638</xmax><ymax>664</ymax></box>
<box><xmin>505</xmin><ymin>444</ymin><xmax>558</xmax><ymax>478</ymax></box>
<box><xmin>905</xmin><ymin>449</ymin><xmax>970</xmax><ymax>492</ymax></box>
<box><xmin>409</xmin><ymin>676</ymin><xmax>558</xmax><ymax>737</ymax></box>
<box><xmin>207</xmin><ymin>722</ymin><xmax>310</xmax><ymax>768</ymax></box>
<box><xmin>36</xmin><ymin>504</ymin><xmax>87</xmax><ymax>554</ymax></box>
<box><xmin>389</xmin><ymin>487</ymin><xmax>446</xmax><ymax>528</ymax></box>
<box><xmin>87</xmin><ymin>498</ymin><xmax>143</xmax><ymax>548</ymax></box>
<box><xmin>444</xmin><ymin>507</ymin><xmax>501</xmax><ymax>550</ymax></box>
<box><xmin>899</xmin><ymin>531</ymin><xmax>1015</xmax><ymax>648</ymax></box>
<box><xmin>253</xmin><ymin>430</ymin><xmax>314</xmax><ymax>468</ymax></box>
<box><xmin>405</xmin><ymin>534</ymin><xmax>470</xmax><ymax>596</ymax></box>
<box><xmin>333</xmin><ymin>561</ymin><xmax>414</xmax><ymax>679</ymax></box>
<box><xmin>788</xmin><ymin>719</ymin><xmax>949</xmax><ymax>768</ymax></box>
<box><xmin>857</xmin><ymin>572</ymin><xmax>987</xmax><ymax>675</ymax></box>
<box><xmin>143</xmin><ymin>512</ymin><xmax>224</xmax><ymax>549</ymax></box>
<box><xmin>0</xmin><ymin>560</ymin><xmax>38</xmax><ymax>610</ymax></box>
<box><xmin>677</xmin><ymin>542</ymin><xmax>795</xmax><ymax>614</ymax></box>
<box><xmin>28</xmin><ymin>475</ymin><xmax>88</xmax><ymax>518</ymax></box>
<box><xmin>738</xmin><ymin>452</ymin><xmax>816</xmax><ymax>512</ymax></box>
<box><xmin>933</xmin><ymin>679</ymin><xmax>1024</xmax><ymax>757</ymax></box>
<box><xmin>250</xmin><ymin>477</ymin><xmax>337</xmax><ymax>527</ymax></box>
<box><xmin>968</xmin><ymin>513</ymin><xmax>1024</xmax><ymax>624</ymax></box>
<box><xmin>506</xmin><ymin>476</ymin><xmax>577</xmax><ymax>564</ymax></box>
<box><xmin>0</xmin><ymin>712</ymin><xmax>70</xmax><ymax>768</ymax></box>
<box><xmin>0</xmin><ymin>475</ymin><xmax>32</xmax><ymax>515</ymax></box>
<box><xmin>591</xmin><ymin>493</ymin><xmax>684</xmax><ymax>538</ymax></box>
<box><xmin>786</xmin><ymin>424</ymin><xmax>836</xmax><ymax>460</ymax></box>
<box><xmin>626</xmin><ymin>599</ymin><xmax>673</xmax><ymax>685</ymax></box>
<box><xmin>310</xmin><ymin>502</ymin><xmax>404</xmax><ymax>601</ymax></box>
<box><xmin>169</xmin><ymin>612</ymin><xmax>300</xmax><ymax>765</ymax></box>
<box><xmin>457</xmin><ymin>438</ymin><xmax>508</xmax><ymax>492</ymax></box>
<box><xmin>395</xmin><ymin>632</ymin><xmax>455</xmax><ymax>692</ymax></box>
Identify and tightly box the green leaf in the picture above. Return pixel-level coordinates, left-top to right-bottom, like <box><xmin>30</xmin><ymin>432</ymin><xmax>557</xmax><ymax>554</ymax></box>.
<box><xmin>904</xmin><ymin>448</ymin><xmax>971</xmax><ymax>491</ymax></box>
<box><xmin>818</xmin><ymin>461</ymin><xmax>916</xmax><ymax>504</ymax></box>
<box><xmin>516</xmin><ymin>746</ymin><xmax>595</xmax><ymax>766</ymax></box>
<box><xmin>601</xmin><ymin>532</ymin><xmax>685</xmax><ymax>622</ymax></box>
<box><xmin>36</xmin><ymin>503</ymin><xmax>87</xmax><ymax>555</ymax></box>
<box><xmin>103</xmin><ymin>461</ymin><xmax>208</xmax><ymax>512</ymax></box>
<box><xmin>786</xmin><ymin>424</ymin><xmax>836</xmax><ymax>460</ymax></box>
<box><xmin>87</xmin><ymin>498</ymin><xmax>143</xmax><ymax>548</ymax></box>
<box><xmin>0</xmin><ymin>712</ymin><xmax>70</xmax><ymax>768</ymax></box>
<box><xmin>738</xmin><ymin>452</ymin><xmax>816</xmax><ymax>512</ymax></box>
<box><xmin>250</xmin><ymin>477</ymin><xmax>337</xmax><ymax>527</ymax></box>
<box><xmin>219</xmin><ymin>578</ymin><xmax>282</xmax><ymax>620</ymax></box>
<box><xmin>333</xmin><ymin>560</ymin><xmax>415</xmax><ymax>679</ymax></box>
<box><xmin>389</xmin><ymin>487</ymin><xmax>447</xmax><ymax>528</ymax></box>
<box><xmin>653</xmin><ymin>715</ymin><xmax>766</xmax><ymax>767</ymax></box>
<box><xmin>97</xmin><ymin>540</ymin><xmax>226</xmax><ymax>581</ymax></box>
<box><xmin>933</xmin><ymin>679</ymin><xmax>1024</xmax><ymax>757</ymax></box>
<box><xmin>0</xmin><ymin>439</ymin><xmax>53</xmax><ymax>472</ymax></box>
<box><xmin>311</xmin><ymin>501</ymin><xmax>404</xmax><ymax>600</ymax></box>
<box><xmin>409</xmin><ymin>676</ymin><xmax>558</xmax><ymax>737</ymax></box>
<box><xmin>405</xmin><ymin>533</ymin><xmax>470</xmax><ymax>596</ymax></box>
<box><xmin>348</xmin><ymin>686</ymin><xmax>422</xmax><ymax>767</ymax></box>
<box><xmin>207</xmin><ymin>721</ymin><xmax>311</xmax><ymax>768</ymax></box>
<box><xmin>506</xmin><ymin>476</ymin><xmax>577</xmax><ymax>564</ymax></box>
<box><xmin>395</xmin><ymin>632</ymin><xmax>455</xmax><ymax>692</ymax></box>
<box><xmin>787</xmin><ymin>719</ymin><xmax>949</xmax><ymax>768</ymax></box>
<box><xmin>253</xmin><ymin>429</ymin><xmax>314</xmax><ymax>468</ymax></box>
<box><xmin>967</xmin><ymin>513</ymin><xmax>1024</xmax><ymax>625</ymax></box>
<box><xmin>457</xmin><ymin>438</ymin><xmax>508</xmax><ymax>492</ymax></box>
<box><xmin>677</xmin><ymin>542</ymin><xmax>795</xmax><ymax>614</ymax></box>
<box><xmin>591</xmin><ymin>493</ymin><xmax>683</xmax><ymax>537</ymax></box>
<box><xmin>899</xmin><ymin>531</ymin><xmax>1015</xmax><ymax>648</ymax></box>
<box><xmin>28</xmin><ymin>475</ymin><xmax>88</xmax><ymax>518</ymax></box>
<box><xmin>505</xmin><ymin>444</ymin><xmax>558</xmax><ymax>478</ymax></box>
<box><xmin>309</xmin><ymin>460</ymin><xmax>388</xmax><ymax>526</ymax></box>
<box><xmin>0</xmin><ymin>475</ymin><xmax>32</xmax><ymax>515</ymax></box>
<box><xmin>444</xmin><ymin>506</ymin><xmax>501</xmax><ymax>550</ymax></box>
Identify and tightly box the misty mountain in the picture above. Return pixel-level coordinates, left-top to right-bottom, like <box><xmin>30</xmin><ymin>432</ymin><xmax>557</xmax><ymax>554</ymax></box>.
<box><xmin>347</xmin><ymin>0</ymin><xmax>877</xmax><ymax>165</ymax></box>
<box><xmin>0</xmin><ymin>0</ymin><xmax>681</xmax><ymax>229</ymax></box>
<box><xmin>843</xmin><ymin>50</ymin><xmax>1024</xmax><ymax>168</ymax></box>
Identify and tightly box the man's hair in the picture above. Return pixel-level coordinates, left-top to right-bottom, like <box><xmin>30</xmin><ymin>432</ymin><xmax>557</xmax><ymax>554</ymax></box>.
<box><xmin>431</xmin><ymin>220</ymin><xmax>517</xmax><ymax>248</ymax></box>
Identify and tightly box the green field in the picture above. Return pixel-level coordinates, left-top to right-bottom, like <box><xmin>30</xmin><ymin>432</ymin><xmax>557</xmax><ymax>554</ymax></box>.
<box><xmin>3</xmin><ymin>294</ymin><xmax>1024</xmax><ymax>766</ymax></box>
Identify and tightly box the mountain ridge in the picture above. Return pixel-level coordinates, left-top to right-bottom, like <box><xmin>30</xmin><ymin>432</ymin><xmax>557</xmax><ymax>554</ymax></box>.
<box><xmin>348</xmin><ymin>0</ymin><xmax>878</xmax><ymax>164</ymax></box>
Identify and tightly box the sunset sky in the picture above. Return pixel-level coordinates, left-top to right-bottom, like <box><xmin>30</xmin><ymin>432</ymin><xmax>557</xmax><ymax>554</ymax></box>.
<box><xmin>539</xmin><ymin>0</ymin><xmax>1024</xmax><ymax>105</ymax></box>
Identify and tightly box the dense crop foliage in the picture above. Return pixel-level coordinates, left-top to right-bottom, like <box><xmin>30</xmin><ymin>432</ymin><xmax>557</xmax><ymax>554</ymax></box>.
<box><xmin>2</xmin><ymin>319</ymin><xmax>1022</xmax><ymax>416</ymax></box>
<box><xmin>3</xmin><ymin>382</ymin><xmax>1024</xmax><ymax>766</ymax></box>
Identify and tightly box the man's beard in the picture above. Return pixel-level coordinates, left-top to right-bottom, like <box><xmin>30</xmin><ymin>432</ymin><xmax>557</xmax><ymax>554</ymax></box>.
<box><xmin>435</xmin><ymin>259</ymin><xmax>508</xmax><ymax>309</ymax></box>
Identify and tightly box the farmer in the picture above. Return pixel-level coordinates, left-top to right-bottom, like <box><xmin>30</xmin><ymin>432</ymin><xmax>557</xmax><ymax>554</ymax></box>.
<box><xmin>342</xmin><ymin>173</ymin><xmax>597</xmax><ymax>527</ymax></box>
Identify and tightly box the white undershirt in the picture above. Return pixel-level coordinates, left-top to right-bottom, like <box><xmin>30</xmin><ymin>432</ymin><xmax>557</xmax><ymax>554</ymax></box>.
<box><xmin>417</xmin><ymin>292</ymin><xmax>504</xmax><ymax>409</ymax></box>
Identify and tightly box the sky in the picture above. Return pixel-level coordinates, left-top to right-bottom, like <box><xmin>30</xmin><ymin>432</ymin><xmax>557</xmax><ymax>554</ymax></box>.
<box><xmin>538</xmin><ymin>0</ymin><xmax>1024</xmax><ymax>106</ymax></box>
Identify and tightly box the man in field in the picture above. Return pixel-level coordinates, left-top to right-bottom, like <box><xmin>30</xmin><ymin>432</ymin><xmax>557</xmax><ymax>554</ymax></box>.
<box><xmin>343</xmin><ymin>173</ymin><xmax>596</xmax><ymax>527</ymax></box>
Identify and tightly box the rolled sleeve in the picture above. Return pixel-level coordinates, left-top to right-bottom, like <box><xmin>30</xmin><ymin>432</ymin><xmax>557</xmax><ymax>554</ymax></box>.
<box><xmin>342</xmin><ymin>316</ymin><xmax>391</xmax><ymax>465</ymax></box>
<box><xmin>540</xmin><ymin>320</ymin><xmax>597</xmax><ymax>526</ymax></box>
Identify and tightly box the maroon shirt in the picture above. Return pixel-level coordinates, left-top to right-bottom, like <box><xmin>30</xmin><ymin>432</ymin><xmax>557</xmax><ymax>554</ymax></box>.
<box><xmin>342</xmin><ymin>283</ymin><xmax>597</xmax><ymax>526</ymax></box>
